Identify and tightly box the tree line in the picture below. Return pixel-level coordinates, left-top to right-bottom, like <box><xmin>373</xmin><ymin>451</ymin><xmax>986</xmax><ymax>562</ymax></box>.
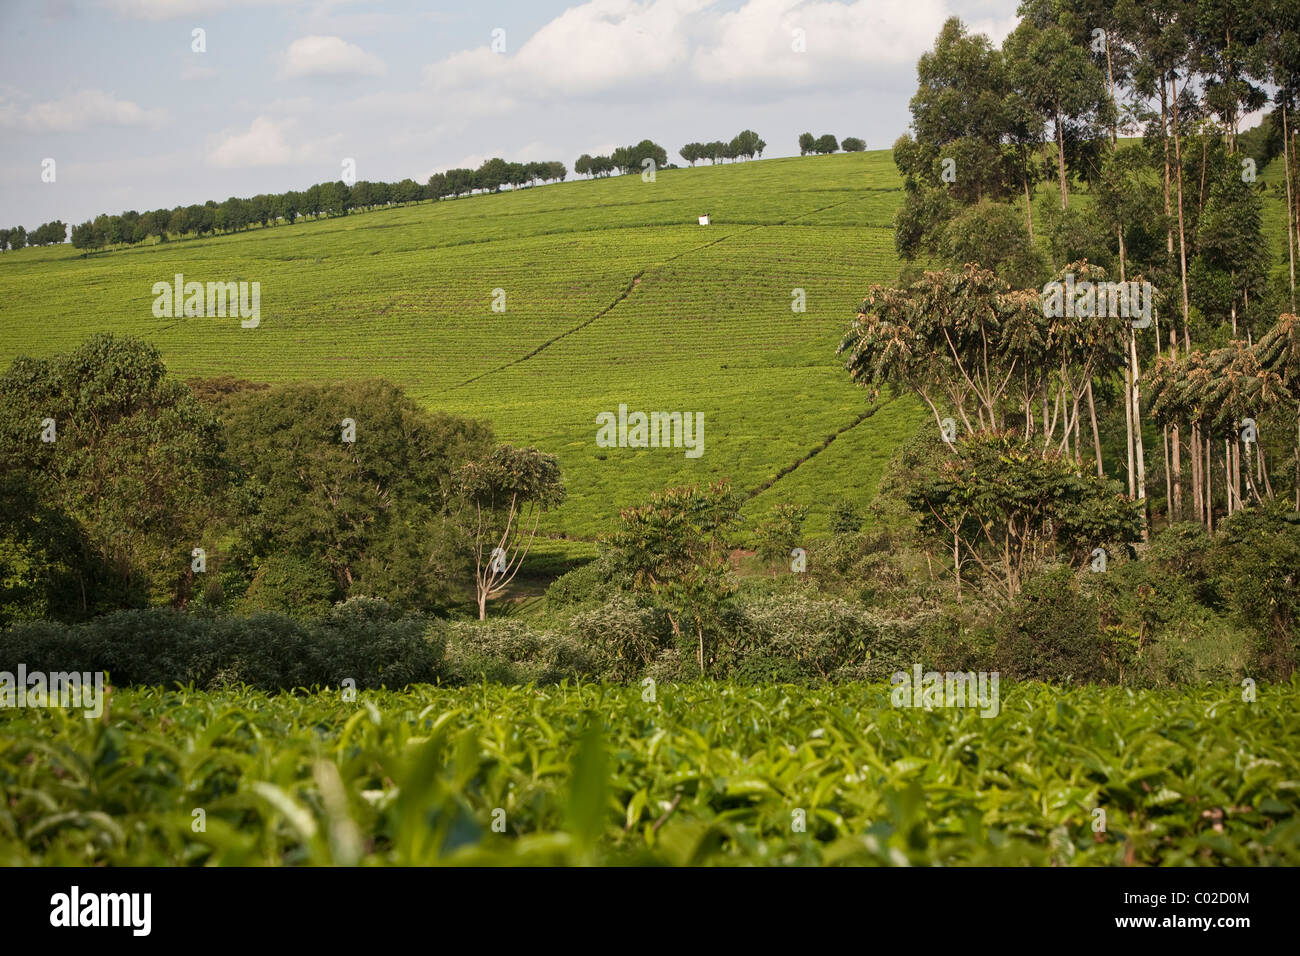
<box><xmin>575</xmin><ymin>140</ymin><xmax>669</xmax><ymax>177</ymax></box>
<box><xmin>40</xmin><ymin>122</ymin><xmax>874</xmax><ymax>254</ymax></box>
<box><xmin>0</xmin><ymin>222</ymin><xmax>67</xmax><ymax>251</ymax></box>
<box><xmin>798</xmin><ymin>133</ymin><xmax>865</xmax><ymax>154</ymax></box>
<box><xmin>678</xmin><ymin>130</ymin><xmax>767</xmax><ymax>166</ymax></box>
<box><xmin>64</xmin><ymin>157</ymin><xmax>568</xmax><ymax>251</ymax></box>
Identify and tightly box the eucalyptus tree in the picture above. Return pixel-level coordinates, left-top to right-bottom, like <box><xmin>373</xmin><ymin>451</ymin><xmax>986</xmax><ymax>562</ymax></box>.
<box><xmin>456</xmin><ymin>445</ymin><xmax>565</xmax><ymax>620</ymax></box>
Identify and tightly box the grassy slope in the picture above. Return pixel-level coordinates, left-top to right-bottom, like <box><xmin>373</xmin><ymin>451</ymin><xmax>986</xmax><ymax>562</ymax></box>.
<box><xmin>0</xmin><ymin>151</ymin><xmax>923</xmax><ymax>550</ymax></box>
<box><xmin>4</xmin><ymin>144</ymin><xmax>1289</xmax><ymax>556</ymax></box>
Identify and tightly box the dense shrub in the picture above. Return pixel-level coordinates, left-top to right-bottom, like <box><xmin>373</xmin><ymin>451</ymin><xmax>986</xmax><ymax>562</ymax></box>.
<box><xmin>1086</xmin><ymin>550</ymin><xmax>1251</xmax><ymax>687</ymax></box>
<box><xmin>726</xmin><ymin>593</ymin><xmax>913</xmax><ymax>682</ymax></box>
<box><xmin>0</xmin><ymin>606</ymin><xmax>442</xmax><ymax>691</ymax></box>
<box><xmin>544</xmin><ymin>552</ymin><xmax>626</xmax><ymax>607</ymax></box>
<box><xmin>569</xmin><ymin>595</ymin><xmax>672</xmax><ymax>681</ymax></box>
<box><xmin>239</xmin><ymin>553</ymin><xmax>336</xmax><ymax>618</ymax></box>
<box><xmin>442</xmin><ymin>619</ymin><xmax>598</xmax><ymax>685</ymax></box>
<box><xmin>994</xmin><ymin>567</ymin><xmax>1108</xmax><ymax>683</ymax></box>
<box><xmin>828</xmin><ymin>498</ymin><xmax>863</xmax><ymax>534</ymax></box>
<box><xmin>1209</xmin><ymin>506</ymin><xmax>1300</xmax><ymax>679</ymax></box>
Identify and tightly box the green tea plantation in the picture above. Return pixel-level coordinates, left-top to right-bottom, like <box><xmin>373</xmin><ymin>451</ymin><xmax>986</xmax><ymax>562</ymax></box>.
<box><xmin>3</xmin><ymin>681</ymin><xmax>1297</xmax><ymax>866</ymax></box>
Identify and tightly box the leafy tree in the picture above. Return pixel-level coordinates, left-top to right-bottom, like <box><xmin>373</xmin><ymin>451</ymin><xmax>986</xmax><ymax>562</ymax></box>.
<box><xmin>798</xmin><ymin>132</ymin><xmax>815</xmax><ymax>155</ymax></box>
<box><xmin>0</xmin><ymin>334</ymin><xmax>226</xmax><ymax>612</ymax></box>
<box><xmin>814</xmin><ymin>134</ymin><xmax>839</xmax><ymax>154</ymax></box>
<box><xmin>1212</xmin><ymin>504</ymin><xmax>1300</xmax><ymax>677</ymax></box>
<box><xmin>222</xmin><ymin>379</ymin><xmax>493</xmax><ymax>612</ymax></box>
<box><xmin>906</xmin><ymin>432</ymin><xmax>1142</xmax><ymax>601</ymax></box>
<box><xmin>754</xmin><ymin>503</ymin><xmax>807</xmax><ymax>568</ymax></box>
<box><xmin>1003</xmin><ymin>17</ymin><xmax>1113</xmax><ymax>210</ymax></box>
<box><xmin>939</xmin><ymin>201</ymin><xmax>1046</xmax><ymax>288</ymax></box>
<box><xmin>27</xmin><ymin>221</ymin><xmax>66</xmax><ymax>245</ymax></box>
<box><xmin>730</xmin><ymin>129</ymin><xmax>763</xmax><ymax>159</ymax></box>
<box><xmin>475</xmin><ymin>158</ymin><xmax>510</xmax><ymax>193</ymax></box>
<box><xmin>828</xmin><ymin>498</ymin><xmax>863</xmax><ymax>534</ymax></box>
<box><xmin>456</xmin><ymin>445</ymin><xmax>565</xmax><ymax>619</ymax></box>
<box><xmin>627</xmin><ymin>139</ymin><xmax>668</xmax><ymax>173</ymax></box>
<box><xmin>1190</xmin><ymin>171</ymin><xmax>1271</xmax><ymax>339</ymax></box>
<box><xmin>609</xmin><ymin>480</ymin><xmax>740</xmax><ymax>674</ymax></box>
<box><xmin>841</xmin><ymin>137</ymin><xmax>867</xmax><ymax>152</ymax></box>
<box><xmin>426</xmin><ymin>172</ymin><xmax>450</xmax><ymax>200</ymax></box>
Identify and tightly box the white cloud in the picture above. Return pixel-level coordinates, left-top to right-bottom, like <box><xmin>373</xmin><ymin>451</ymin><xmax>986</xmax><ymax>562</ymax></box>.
<box><xmin>207</xmin><ymin>115</ymin><xmax>306</xmax><ymax>168</ymax></box>
<box><xmin>278</xmin><ymin>35</ymin><xmax>387</xmax><ymax>79</ymax></box>
<box><xmin>0</xmin><ymin>89</ymin><xmax>167</xmax><ymax>132</ymax></box>
<box><xmin>422</xmin><ymin>0</ymin><xmax>975</xmax><ymax>101</ymax></box>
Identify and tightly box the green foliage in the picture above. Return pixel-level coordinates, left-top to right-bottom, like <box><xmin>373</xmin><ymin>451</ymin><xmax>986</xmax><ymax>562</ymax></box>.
<box><xmin>569</xmin><ymin>594</ymin><xmax>672</xmax><ymax>682</ymax></box>
<box><xmin>544</xmin><ymin>552</ymin><xmax>626</xmax><ymax>608</ymax></box>
<box><xmin>753</xmin><ymin>502</ymin><xmax>807</xmax><ymax>566</ymax></box>
<box><xmin>1212</xmin><ymin>505</ymin><xmax>1300</xmax><ymax>678</ymax></box>
<box><xmin>0</xmin><ymin>607</ymin><xmax>443</xmax><ymax>692</ymax></box>
<box><xmin>1043</xmin><ymin>202</ymin><xmax>1114</xmax><ymax>274</ymax></box>
<box><xmin>239</xmin><ymin>553</ymin><xmax>336</xmax><ymax>619</ymax></box>
<box><xmin>4</xmin><ymin>680</ymin><xmax>1297</xmax><ymax>865</ymax></box>
<box><xmin>0</xmin><ymin>334</ymin><xmax>226</xmax><ymax>613</ymax></box>
<box><xmin>828</xmin><ymin>498</ymin><xmax>863</xmax><ymax>535</ymax></box>
<box><xmin>995</xmin><ymin>566</ymin><xmax>1108</xmax><ymax>683</ymax></box>
<box><xmin>609</xmin><ymin>480</ymin><xmax>740</xmax><ymax>673</ymax></box>
<box><xmin>940</xmin><ymin>201</ymin><xmax>1046</xmax><ymax>287</ymax></box>
<box><xmin>223</xmin><ymin>379</ymin><xmax>492</xmax><ymax>611</ymax></box>
<box><xmin>441</xmin><ymin>619</ymin><xmax>597</xmax><ymax>685</ymax></box>
<box><xmin>906</xmin><ymin>432</ymin><xmax>1142</xmax><ymax>601</ymax></box>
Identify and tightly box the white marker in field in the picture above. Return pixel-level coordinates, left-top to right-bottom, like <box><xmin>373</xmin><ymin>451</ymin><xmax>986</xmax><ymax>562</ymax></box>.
<box><xmin>698</xmin><ymin>214</ymin><xmax>710</xmax><ymax>226</ymax></box>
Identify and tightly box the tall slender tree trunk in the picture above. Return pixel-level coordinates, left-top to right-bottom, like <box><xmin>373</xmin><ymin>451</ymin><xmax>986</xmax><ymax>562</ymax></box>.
<box><xmin>1193</xmin><ymin>425</ymin><xmax>1204</xmax><ymax>524</ymax></box>
<box><xmin>1124</xmin><ymin>363</ymin><xmax>1136</xmax><ymax>497</ymax></box>
<box><xmin>1170</xmin><ymin>329</ymin><xmax>1183</xmax><ymax>521</ymax></box>
<box><xmin>1160</xmin><ymin>81</ymin><xmax>1182</xmax><ymax>521</ymax></box>
<box><xmin>1055</xmin><ymin>109</ymin><xmax>1069</xmax><ymax>210</ymax></box>
<box><xmin>1286</xmin><ymin>105</ymin><xmax>1297</xmax><ymax>313</ymax></box>
<box><xmin>1233</xmin><ymin>437</ymin><xmax>1241</xmax><ymax>511</ymax></box>
<box><xmin>1023</xmin><ymin>168</ymin><xmax>1035</xmax><ymax>241</ymax></box>
<box><xmin>1105</xmin><ymin>29</ymin><xmax>1119</xmax><ymax>147</ymax></box>
<box><xmin>1170</xmin><ymin>429</ymin><xmax>1180</xmax><ymax>528</ymax></box>
<box><xmin>1171</xmin><ymin>73</ymin><xmax>1192</xmax><ymax>354</ymax></box>
<box><xmin>1205</xmin><ymin>436</ymin><xmax>1213</xmax><ymax>532</ymax></box>
<box><xmin>1131</xmin><ymin>330</ymin><xmax>1148</xmax><ymax>532</ymax></box>
<box><xmin>1225</xmin><ymin>438</ymin><xmax>1235</xmax><ymax>514</ymax></box>
<box><xmin>1086</xmin><ymin>381</ymin><xmax>1103</xmax><ymax>477</ymax></box>
<box><xmin>1121</xmin><ymin>228</ymin><xmax>1134</xmax><ymax>494</ymax></box>
<box><xmin>1172</xmin><ymin>72</ymin><xmax>1203</xmax><ymax>526</ymax></box>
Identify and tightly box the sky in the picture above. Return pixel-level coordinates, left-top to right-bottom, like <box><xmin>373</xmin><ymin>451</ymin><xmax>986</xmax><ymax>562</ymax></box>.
<box><xmin>0</xmin><ymin>0</ymin><xmax>1022</xmax><ymax>229</ymax></box>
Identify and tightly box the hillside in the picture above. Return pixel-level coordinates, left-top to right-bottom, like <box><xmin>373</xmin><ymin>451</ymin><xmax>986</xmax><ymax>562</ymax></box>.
<box><xmin>5</xmin><ymin>144</ymin><xmax>1293</xmax><ymax>557</ymax></box>
<box><xmin>0</xmin><ymin>151</ymin><xmax>923</xmax><ymax>551</ymax></box>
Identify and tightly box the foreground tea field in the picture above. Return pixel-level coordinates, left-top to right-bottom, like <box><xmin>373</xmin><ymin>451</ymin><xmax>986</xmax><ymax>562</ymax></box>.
<box><xmin>0</xmin><ymin>152</ymin><xmax>921</xmax><ymax>543</ymax></box>
<box><xmin>3</xmin><ymin>682</ymin><xmax>1297</xmax><ymax>865</ymax></box>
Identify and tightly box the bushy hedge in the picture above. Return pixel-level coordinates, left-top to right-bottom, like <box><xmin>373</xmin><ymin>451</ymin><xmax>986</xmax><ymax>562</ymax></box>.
<box><xmin>441</xmin><ymin>619</ymin><xmax>599</xmax><ymax>685</ymax></box>
<box><xmin>0</xmin><ymin>598</ymin><xmax>442</xmax><ymax>691</ymax></box>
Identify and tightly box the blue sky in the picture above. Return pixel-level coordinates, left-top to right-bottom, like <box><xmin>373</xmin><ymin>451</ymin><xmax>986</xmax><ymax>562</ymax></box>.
<box><xmin>0</xmin><ymin>0</ymin><xmax>1021</xmax><ymax>229</ymax></box>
